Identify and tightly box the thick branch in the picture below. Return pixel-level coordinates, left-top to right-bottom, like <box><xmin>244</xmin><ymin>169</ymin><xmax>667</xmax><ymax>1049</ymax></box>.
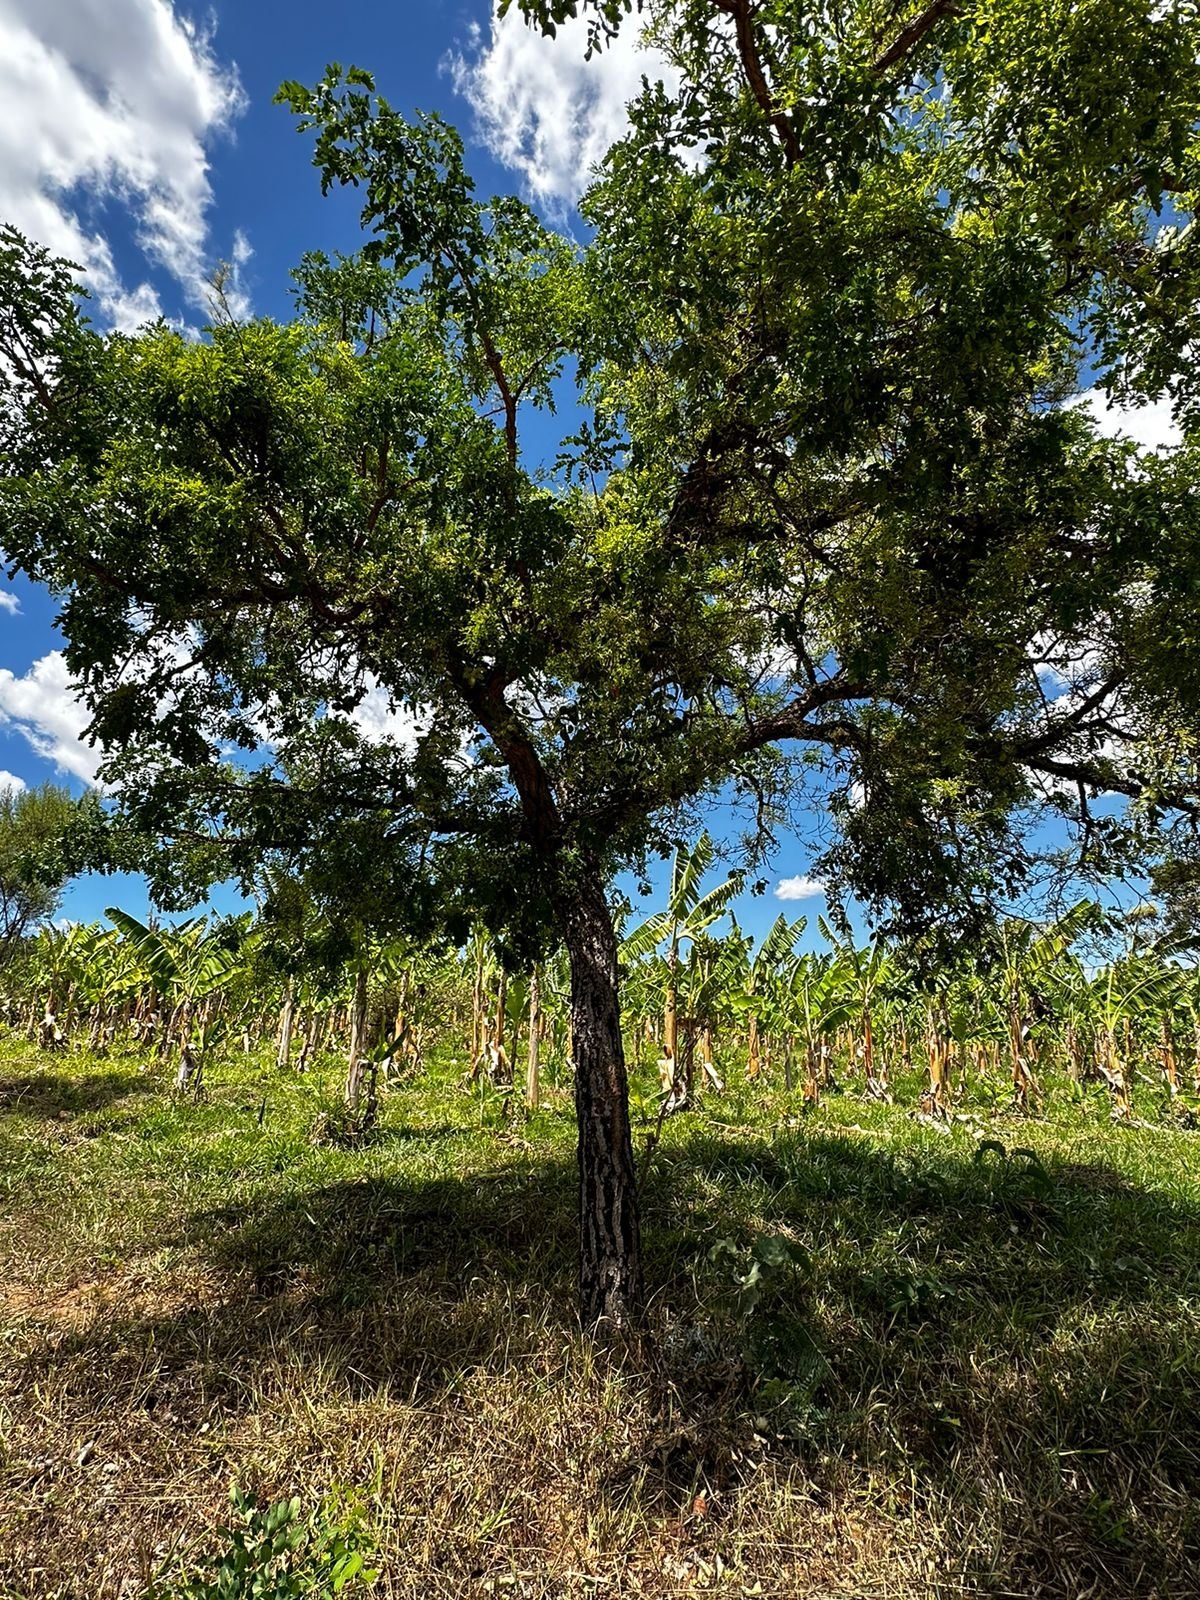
<box><xmin>713</xmin><ymin>0</ymin><xmax>802</xmax><ymax>166</ymax></box>
<box><xmin>1015</xmin><ymin>670</ymin><xmax>1128</xmax><ymax>757</ymax></box>
<box><xmin>448</xmin><ymin>662</ymin><xmax>564</xmax><ymax>851</ymax></box>
<box><xmin>872</xmin><ymin>0</ymin><xmax>964</xmax><ymax>76</ymax></box>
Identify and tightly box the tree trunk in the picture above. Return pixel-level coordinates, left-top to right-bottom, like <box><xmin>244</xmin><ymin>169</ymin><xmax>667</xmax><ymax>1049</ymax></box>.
<box><xmin>926</xmin><ymin>1006</ymin><xmax>951</xmax><ymax>1117</ymax></box>
<box><xmin>1009</xmin><ymin>1001</ymin><xmax>1037</xmax><ymax>1110</ymax></box>
<box><xmin>470</xmin><ymin>942</ymin><xmax>486</xmax><ymax>1081</ymax></box>
<box><xmin>699</xmin><ymin>1023</ymin><xmax>723</xmax><ymax>1093</ymax></box>
<box><xmin>556</xmin><ymin>870</ymin><xmax>644</xmax><ymax>1330</ymax></box>
<box><xmin>661</xmin><ymin>944</ymin><xmax>679</xmax><ymax>1097</ymax></box>
<box><xmin>492</xmin><ymin>967</ymin><xmax>510</xmax><ymax>1084</ymax></box>
<box><xmin>1161</xmin><ymin>1014</ymin><xmax>1179</xmax><ymax>1098</ymax></box>
<box><xmin>802</xmin><ymin>1036</ymin><xmax>817</xmax><ymax>1104</ymax></box>
<box><xmin>747</xmin><ymin>1012</ymin><xmax>760</xmax><ymax>1081</ymax></box>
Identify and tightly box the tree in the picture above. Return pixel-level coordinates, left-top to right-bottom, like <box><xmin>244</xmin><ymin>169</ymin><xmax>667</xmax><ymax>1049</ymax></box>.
<box><xmin>0</xmin><ymin>783</ymin><xmax>94</xmax><ymax>965</ymax></box>
<box><xmin>3</xmin><ymin>0</ymin><xmax>1200</xmax><ymax>1325</ymax></box>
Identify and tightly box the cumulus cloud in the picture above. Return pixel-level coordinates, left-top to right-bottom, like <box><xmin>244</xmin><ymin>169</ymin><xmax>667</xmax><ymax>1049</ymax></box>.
<box><xmin>0</xmin><ymin>650</ymin><xmax>101</xmax><ymax>783</ymax></box>
<box><xmin>1069</xmin><ymin>388</ymin><xmax>1182</xmax><ymax>452</ymax></box>
<box><xmin>0</xmin><ymin>769</ymin><xmax>26</xmax><ymax>793</ymax></box>
<box><xmin>447</xmin><ymin>6</ymin><xmax>676</xmax><ymax>212</ymax></box>
<box><xmin>344</xmin><ymin>674</ymin><xmax>430</xmax><ymax>755</ymax></box>
<box><xmin>0</xmin><ymin>0</ymin><xmax>245</xmax><ymax>328</ymax></box>
<box><xmin>0</xmin><ymin>590</ymin><xmax>20</xmax><ymax>614</ymax></box>
<box><xmin>776</xmin><ymin>874</ymin><xmax>825</xmax><ymax>901</ymax></box>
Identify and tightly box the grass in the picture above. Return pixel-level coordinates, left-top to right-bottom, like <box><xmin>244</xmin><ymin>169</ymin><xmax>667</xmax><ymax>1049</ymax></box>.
<box><xmin>1</xmin><ymin>1037</ymin><xmax>1199</xmax><ymax>1599</ymax></box>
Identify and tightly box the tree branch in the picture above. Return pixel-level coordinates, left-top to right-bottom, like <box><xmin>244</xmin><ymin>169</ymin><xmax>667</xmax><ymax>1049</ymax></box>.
<box><xmin>1016</xmin><ymin>669</ymin><xmax>1128</xmax><ymax>756</ymax></box>
<box><xmin>872</xmin><ymin>0</ymin><xmax>964</xmax><ymax>76</ymax></box>
<box><xmin>713</xmin><ymin>0</ymin><xmax>802</xmax><ymax>167</ymax></box>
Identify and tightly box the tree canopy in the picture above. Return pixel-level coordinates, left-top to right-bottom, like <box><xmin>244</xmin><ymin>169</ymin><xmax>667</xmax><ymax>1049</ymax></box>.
<box><xmin>2</xmin><ymin>0</ymin><xmax>1200</xmax><ymax>1321</ymax></box>
<box><xmin>0</xmin><ymin>784</ymin><xmax>98</xmax><ymax>965</ymax></box>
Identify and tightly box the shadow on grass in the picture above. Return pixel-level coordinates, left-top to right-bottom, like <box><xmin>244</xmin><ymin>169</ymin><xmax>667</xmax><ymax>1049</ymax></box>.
<box><xmin>0</xmin><ymin>1068</ymin><xmax>149</xmax><ymax>1118</ymax></box>
<box><xmin>203</xmin><ymin>1157</ymin><xmax>581</xmax><ymax>1327</ymax></box>
<box><xmin>635</xmin><ymin>1127</ymin><xmax>1200</xmax><ymax>1596</ymax></box>
<box><xmin>14</xmin><ymin>1122</ymin><xmax>1200</xmax><ymax>1596</ymax></box>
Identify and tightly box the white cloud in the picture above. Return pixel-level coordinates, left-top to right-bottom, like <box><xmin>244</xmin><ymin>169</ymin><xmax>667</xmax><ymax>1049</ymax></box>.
<box><xmin>0</xmin><ymin>0</ymin><xmax>245</xmax><ymax>328</ymax></box>
<box><xmin>447</xmin><ymin>7</ymin><xmax>676</xmax><ymax>212</ymax></box>
<box><xmin>0</xmin><ymin>650</ymin><xmax>100</xmax><ymax>783</ymax></box>
<box><xmin>1069</xmin><ymin>388</ymin><xmax>1181</xmax><ymax>453</ymax></box>
<box><xmin>776</xmin><ymin>874</ymin><xmax>826</xmax><ymax>901</ymax></box>
<box><xmin>344</xmin><ymin>674</ymin><xmax>430</xmax><ymax>755</ymax></box>
<box><xmin>0</xmin><ymin>590</ymin><xmax>19</xmax><ymax>614</ymax></box>
<box><xmin>0</xmin><ymin>769</ymin><xmax>26</xmax><ymax>793</ymax></box>
<box><xmin>1028</xmin><ymin>630</ymin><xmax>1105</xmax><ymax>693</ymax></box>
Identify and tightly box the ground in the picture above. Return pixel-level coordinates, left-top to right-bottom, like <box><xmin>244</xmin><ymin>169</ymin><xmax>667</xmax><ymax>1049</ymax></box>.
<box><xmin>1</xmin><ymin>1037</ymin><xmax>1198</xmax><ymax>1599</ymax></box>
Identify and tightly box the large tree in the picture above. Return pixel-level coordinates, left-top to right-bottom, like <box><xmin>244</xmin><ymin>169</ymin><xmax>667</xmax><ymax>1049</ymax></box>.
<box><xmin>3</xmin><ymin>0</ymin><xmax>1200</xmax><ymax>1324</ymax></box>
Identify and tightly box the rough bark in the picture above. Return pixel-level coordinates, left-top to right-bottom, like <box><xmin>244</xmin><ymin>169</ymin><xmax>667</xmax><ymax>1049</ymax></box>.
<box><xmin>556</xmin><ymin>869</ymin><xmax>645</xmax><ymax>1330</ymax></box>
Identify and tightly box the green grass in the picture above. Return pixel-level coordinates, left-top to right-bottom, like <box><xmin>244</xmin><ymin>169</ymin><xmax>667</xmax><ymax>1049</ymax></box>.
<box><xmin>1</xmin><ymin>1037</ymin><xmax>1199</xmax><ymax>1598</ymax></box>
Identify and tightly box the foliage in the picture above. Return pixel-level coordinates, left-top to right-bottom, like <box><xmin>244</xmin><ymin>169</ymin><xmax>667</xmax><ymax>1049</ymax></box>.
<box><xmin>4</xmin><ymin>0</ymin><xmax>1200</xmax><ymax>1317</ymax></box>
<box><xmin>1</xmin><ymin>3</ymin><xmax>1199</xmax><ymax>941</ymax></box>
<box><xmin>146</xmin><ymin>1488</ymin><xmax>376</xmax><ymax>1600</ymax></box>
<box><xmin>0</xmin><ymin>784</ymin><xmax>98</xmax><ymax>964</ymax></box>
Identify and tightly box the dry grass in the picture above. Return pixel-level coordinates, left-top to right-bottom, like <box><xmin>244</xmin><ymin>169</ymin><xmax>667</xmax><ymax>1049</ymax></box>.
<box><xmin>1</xmin><ymin>1040</ymin><xmax>1199</xmax><ymax>1599</ymax></box>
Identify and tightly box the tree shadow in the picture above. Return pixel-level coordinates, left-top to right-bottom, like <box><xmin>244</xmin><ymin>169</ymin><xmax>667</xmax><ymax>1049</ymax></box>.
<box><xmin>8</xmin><ymin>1121</ymin><xmax>1200</xmax><ymax>1596</ymax></box>
<box><xmin>0</xmin><ymin>1068</ymin><xmax>149</xmax><ymax>1119</ymax></box>
<box><xmin>200</xmin><ymin>1156</ymin><xmax>580</xmax><ymax>1325</ymax></box>
<box><xmin>15</xmin><ymin>1153</ymin><xmax>583</xmax><ymax>1415</ymax></box>
<box><xmin>629</xmin><ymin>1126</ymin><xmax>1200</xmax><ymax>1596</ymax></box>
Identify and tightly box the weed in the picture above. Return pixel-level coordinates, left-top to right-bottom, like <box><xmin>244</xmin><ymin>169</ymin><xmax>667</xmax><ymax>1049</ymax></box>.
<box><xmin>146</xmin><ymin>1488</ymin><xmax>377</xmax><ymax>1600</ymax></box>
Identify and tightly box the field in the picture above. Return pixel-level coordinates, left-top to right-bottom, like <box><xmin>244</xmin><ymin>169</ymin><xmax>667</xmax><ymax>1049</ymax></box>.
<box><xmin>1</xmin><ymin>1036</ymin><xmax>1199</xmax><ymax>1600</ymax></box>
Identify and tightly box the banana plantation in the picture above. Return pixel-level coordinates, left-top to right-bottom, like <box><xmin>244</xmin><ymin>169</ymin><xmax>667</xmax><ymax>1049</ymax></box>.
<box><xmin>7</xmin><ymin>838</ymin><xmax>1196</xmax><ymax>1134</ymax></box>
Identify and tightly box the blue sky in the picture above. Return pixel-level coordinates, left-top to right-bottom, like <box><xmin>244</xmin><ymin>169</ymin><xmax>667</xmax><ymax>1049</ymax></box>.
<box><xmin>0</xmin><ymin>1</ymin><xmax>1177</xmax><ymax>937</ymax></box>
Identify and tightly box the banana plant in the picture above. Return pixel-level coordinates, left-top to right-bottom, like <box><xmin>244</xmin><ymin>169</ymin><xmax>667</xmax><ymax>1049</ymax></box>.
<box><xmin>67</xmin><ymin>925</ymin><xmax>145</xmax><ymax>1049</ymax></box>
<box><xmin>668</xmin><ymin>929</ymin><xmax>748</xmax><ymax>1102</ymax></box>
<box><xmin>25</xmin><ymin>921</ymin><xmax>81</xmax><ymax>1045</ymax></box>
<box><xmin>1088</xmin><ymin>950</ymin><xmax>1185</xmax><ymax>1119</ymax></box>
<box><xmin>621</xmin><ymin>834</ymin><xmax>742</xmax><ymax>1103</ymax></box>
<box><xmin>739</xmin><ymin>913</ymin><xmax>807</xmax><ymax>1082</ymax></box>
<box><xmin>463</xmin><ymin>924</ymin><xmax>506</xmax><ymax>1082</ymax></box>
<box><xmin>107</xmin><ymin>909</ymin><xmax>249</xmax><ymax>1090</ymax></box>
<box><xmin>991</xmin><ymin>901</ymin><xmax>1098</xmax><ymax>1111</ymax></box>
<box><xmin>817</xmin><ymin>916</ymin><xmax>893</xmax><ymax>1099</ymax></box>
<box><xmin>787</xmin><ymin>951</ymin><xmax>857</xmax><ymax>1103</ymax></box>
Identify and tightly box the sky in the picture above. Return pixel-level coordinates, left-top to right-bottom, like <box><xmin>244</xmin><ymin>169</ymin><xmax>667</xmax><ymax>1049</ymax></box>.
<box><xmin>0</xmin><ymin>0</ymin><xmax>1182</xmax><ymax>936</ymax></box>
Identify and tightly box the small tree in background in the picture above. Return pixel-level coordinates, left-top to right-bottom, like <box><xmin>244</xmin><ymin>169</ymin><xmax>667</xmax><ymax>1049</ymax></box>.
<box><xmin>0</xmin><ymin>783</ymin><xmax>97</xmax><ymax>966</ymax></box>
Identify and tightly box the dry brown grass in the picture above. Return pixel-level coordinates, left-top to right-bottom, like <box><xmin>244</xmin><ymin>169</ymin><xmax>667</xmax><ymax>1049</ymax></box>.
<box><xmin>2</xmin><ymin>1042</ymin><xmax>1199</xmax><ymax>1599</ymax></box>
<box><xmin>0</xmin><ymin>1264</ymin><xmax>924</xmax><ymax>1599</ymax></box>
